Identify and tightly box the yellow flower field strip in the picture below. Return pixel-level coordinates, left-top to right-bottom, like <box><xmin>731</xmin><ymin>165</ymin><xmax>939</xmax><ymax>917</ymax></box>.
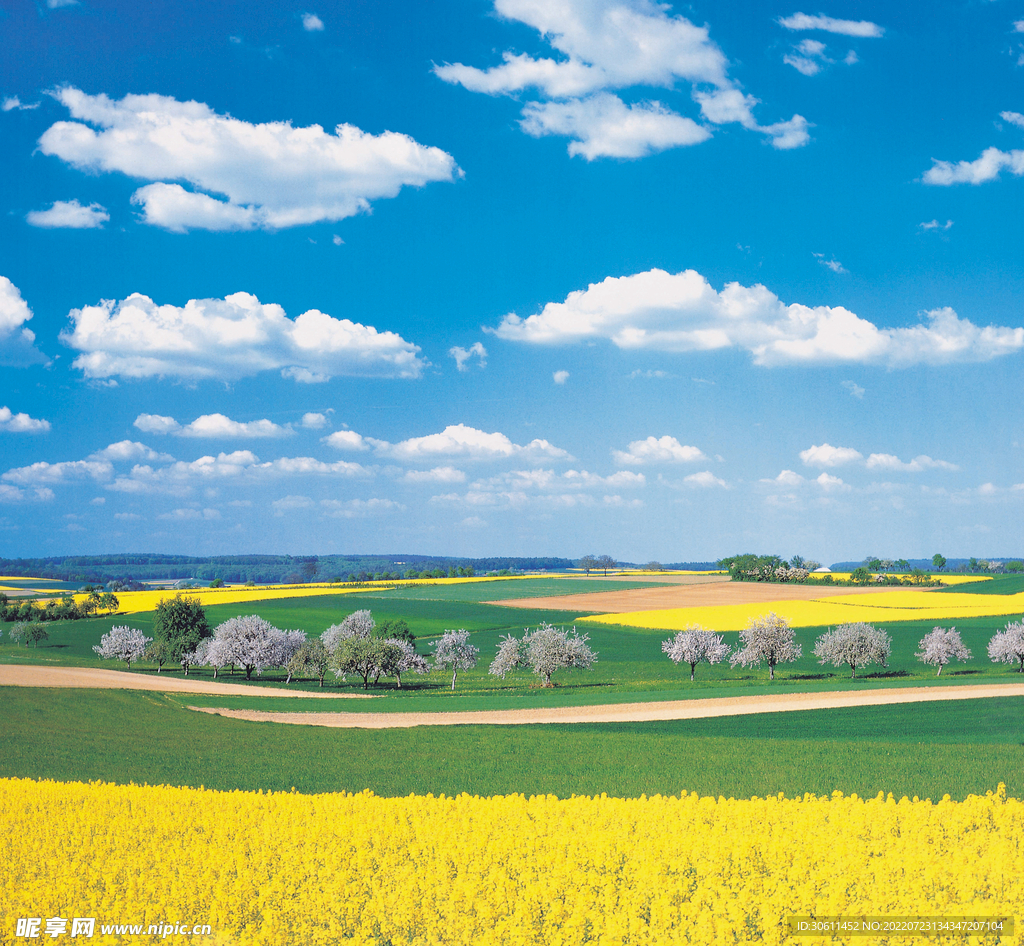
<box><xmin>40</xmin><ymin>574</ymin><xmax>544</xmax><ymax>615</ymax></box>
<box><xmin>580</xmin><ymin>590</ymin><xmax>1024</xmax><ymax>632</ymax></box>
<box><xmin>1</xmin><ymin>778</ymin><xmax>1017</xmax><ymax>946</ymax></box>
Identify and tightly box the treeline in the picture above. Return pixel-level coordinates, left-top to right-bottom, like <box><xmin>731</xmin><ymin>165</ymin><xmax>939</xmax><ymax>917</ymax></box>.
<box><xmin>0</xmin><ymin>590</ymin><xmax>119</xmax><ymax>623</ymax></box>
<box><xmin>0</xmin><ymin>554</ymin><xmax>576</xmax><ymax>585</ymax></box>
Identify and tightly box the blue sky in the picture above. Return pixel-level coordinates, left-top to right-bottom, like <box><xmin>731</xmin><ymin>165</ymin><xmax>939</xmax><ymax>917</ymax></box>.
<box><xmin>2</xmin><ymin>0</ymin><xmax>1023</xmax><ymax>565</ymax></box>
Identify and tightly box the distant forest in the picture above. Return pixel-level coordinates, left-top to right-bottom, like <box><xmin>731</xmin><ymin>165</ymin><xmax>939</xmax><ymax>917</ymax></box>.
<box><xmin>0</xmin><ymin>554</ymin><xmax>719</xmax><ymax>584</ymax></box>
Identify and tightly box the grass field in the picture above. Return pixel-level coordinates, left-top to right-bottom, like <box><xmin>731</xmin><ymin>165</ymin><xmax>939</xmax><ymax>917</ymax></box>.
<box><xmin>3</xmin><ymin>576</ymin><xmax>1024</xmax><ymax>799</ymax></box>
<box><xmin>2</xmin><ymin>686</ymin><xmax>1022</xmax><ymax>801</ymax></box>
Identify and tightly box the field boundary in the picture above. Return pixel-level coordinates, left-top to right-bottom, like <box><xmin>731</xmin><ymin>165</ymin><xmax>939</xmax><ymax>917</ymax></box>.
<box><xmin>186</xmin><ymin>683</ymin><xmax>1024</xmax><ymax>729</ymax></box>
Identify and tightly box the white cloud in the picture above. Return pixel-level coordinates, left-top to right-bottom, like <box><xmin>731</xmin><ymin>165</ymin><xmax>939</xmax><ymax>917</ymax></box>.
<box><xmin>613</xmin><ymin>435</ymin><xmax>705</xmax><ymax>465</ymax></box>
<box><xmin>26</xmin><ymin>199</ymin><xmax>109</xmax><ymax>229</ymax></box>
<box><xmin>450</xmin><ymin>342</ymin><xmax>487</xmax><ymax>372</ymax></box>
<box><xmin>2</xmin><ymin>96</ymin><xmax>40</xmax><ymax>111</ymax></box>
<box><xmin>47</xmin><ymin>0</ymin><xmax>79</xmax><ymax>7</ymax></box>
<box><xmin>434</xmin><ymin>0</ymin><xmax>807</xmax><ymax>158</ymax></box>
<box><xmin>919</xmin><ymin>219</ymin><xmax>953</xmax><ymax>231</ymax></box>
<box><xmin>778</xmin><ymin>13</ymin><xmax>884</xmax><ymax>38</ymax></box>
<box><xmin>0</xmin><ymin>276</ymin><xmax>48</xmax><ymax>367</ymax></box>
<box><xmin>38</xmin><ymin>87</ymin><xmax>459</xmax><ymax>232</ymax></box>
<box><xmin>865</xmin><ymin>453</ymin><xmax>959</xmax><ymax>473</ymax></box>
<box><xmin>179</xmin><ymin>414</ymin><xmax>292</xmax><ymax>439</ymax></box>
<box><xmin>815</xmin><ymin>472</ymin><xmax>849</xmax><ymax>491</ymax></box>
<box><xmin>1016</xmin><ymin>20</ymin><xmax>1024</xmax><ymax>33</ymax></box>
<box><xmin>841</xmin><ymin>380</ymin><xmax>865</xmax><ymax>399</ymax></box>
<box><xmin>384</xmin><ymin>424</ymin><xmax>570</xmax><ymax>462</ymax></box>
<box><xmin>800</xmin><ymin>443</ymin><xmax>863</xmax><ymax>468</ymax></box>
<box><xmin>300</xmin><ymin>412</ymin><xmax>330</xmax><ymax>429</ymax></box>
<box><xmin>401</xmin><ymin>466</ymin><xmax>467</xmax><ymax>484</ymax></box>
<box><xmin>114</xmin><ymin>512</ymin><xmax>141</xmax><ymax>520</ymax></box>
<box><xmin>553</xmin><ymin>370</ymin><xmax>570</xmax><ymax>384</ymax></box>
<box><xmin>0</xmin><ymin>485</ymin><xmax>54</xmax><ymax>503</ymax></box>
<box><xmin>924</xmin><ymin>146</ymin><xmax>1024</xmax><ymax>186</ymax></box>
<box><xmin>771</xmin><ymin>469</ymin><xmax>805</xmax><ymax>486</ymax></box>
<box><xmin>520</xmin><ymin>94</ymin><xmax>710</xmax><ymax>160</ymax></box>
<box><xmin>814</xmin><ymin>253</ymin><xmax>847</xmax><ymax>273</ymax></box>
<box><xmin>784</xmin><ymin>39</ymin><xmax>831</xmax><ymax>75</ymax></box>
<box><xmin>3</xmin><ymin>459</ymin><xmax>113</xmax><ymax>486</ymax></box>
<box><xmin>489</xmin><ymin>268</ymin><xmax>1024</xmax><ymax>366</ymax></box>
<box><xmin>0</xmin><ymin>407</ymin><xmax>50</xmax><ymax>433</ymax></box>
<box><xmin>301</xmin><ymin>12</ymin><xmax>324</xmax><ymax>31</ymax></box>
<box><xmin>684</xmin><ymin>470</ymin><xmax>727</xmax><ymax>488</ymax></box>
<box><xmin>90</xmin><ymin>441</ymin><xmax>172</xmax><ymax>462</ymax></box>
<box><xmin>158</xmin><ymin>507</ymin><xmax>221</xmax><ymax>521</ymax></box>
<box><xmin>272</xmin><ymin>495</ymin><xmax>316</xmax><ymax>514</ymax></box>
<box><xmin>1002</xmin><ymin>111</ymin><xmax>1024</xmax><ymax>129</ymax></box>
<box><xmin>63</xmin><ymin>291</ymin><xmax>425</xmax><ymax>381</ymax></box>
<box><xmin>134</xmin><ymin>414</ymin><xmax>181</xmax><ymax>435</ymax></box>
<box><xmin>320</xmin><ymin>497</ymin><xmax>403</xmax><ymax>518</ymax></box>
<box><xmin>322</xmin><ymin>430</ymin><xmax>371</xmax><ymax>451</ymax></box>
<box><xmin>460</xmin><ymin>515</ymin><xmax>488</xmax><ymax>527</ymax></box>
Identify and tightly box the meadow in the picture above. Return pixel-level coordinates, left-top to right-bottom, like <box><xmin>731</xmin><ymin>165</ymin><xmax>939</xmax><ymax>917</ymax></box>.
<box><xmin>4</xmin><ymin>573</ymin><xmax>1024</xmax><ymax>945</ymax></box>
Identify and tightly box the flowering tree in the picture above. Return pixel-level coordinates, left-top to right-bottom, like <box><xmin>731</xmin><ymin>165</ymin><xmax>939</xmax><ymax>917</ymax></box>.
<box><xmin>490</xmin><ymin>624</ymin><xmax>598</xmax><ymax>685</ymax></box>
<box><xmin>662</xmin><ymin>625</ymin><xmax>730</xmax><ymax>681</ymax></box>
<box><xmin>432</xmin><ymin>629</ymin><xmax>479</xmax><ymax>690</ymax></box>
<box><xmin>813</xmin><ymin>623</ymin><xmax>891</xmax><ymax>678</ymax></box>
<box><xmin>274</xmin><ymin>630</ymin><xmax>307</xmax><ymax>682</ymax></box>
<box><xmin>144</xmin><ymin>637</ymin><xmax>174</xmax><ymax>673</ymax></box>
<box><xmin>180</xmin><ymin>638</ymin><xmax>209</xmax><ymax>676</ymax></box>
<box><xmin>93</xmin><ymin>625</ymin><xmax>153</xmax><ymax>669</ymax></box>
<box><xmin>988</xmin><ymin>621</ymin><xmax>1024</xmax><ymax>672</ymax></box>
<box><xmin>207</xmin><ymin>615</ymin><xmax>292</xmax><ymax>680</ymax></box>
<box><xmin>9</xmin><ymin>621</ymin><xmax>29</xmax><ymax>646</ymax></box>
<box><xmin>322</xmin><ymin>610</ymin><xmax>375</xmax><ymax>653</ymax></box>
<box><xmin>288</xmin><ymin>639</ymin><xmax>330</xmax><ymax>686</ymax></box>
<box><xmin>730</xmin><ymin>612</ymin><xmax>801</xmax><ymax>680</ymax></box>
<box><xmin>916</xmin><ymin>627</ymin><xmax>971</xmax><ymax>676</ymax></box>
<box><xmin>378</xmin><ymin>639</ymin><xmax>430</xmax><ymax>688</ymax></box>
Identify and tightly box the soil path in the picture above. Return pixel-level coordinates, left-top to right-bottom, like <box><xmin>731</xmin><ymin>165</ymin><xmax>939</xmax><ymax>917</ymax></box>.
<box><xmin>492</xmin><ymin>581</ymin><xmax>918</xmax><ymax>613</ymax></box>
<box><xmin>0</xmin><ymin>664</ymin><xmax>374</xmax><ymax>698</ymax></box>
<box><xmin>188</xmin><ymin>683</ymin><xmax>1024</xmax><ymax>729</ymax></box>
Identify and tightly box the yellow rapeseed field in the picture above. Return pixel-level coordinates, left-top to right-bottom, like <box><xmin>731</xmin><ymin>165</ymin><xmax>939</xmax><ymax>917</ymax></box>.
<box><xmin>0</xmin><ymin>778</ymin><xmax>1017</xmax><ymax>946</ymax></box>
<box><xmin>581</xmin><ymin>589</ymin><xmax>1024</xmax><ymax>632</ymax></box>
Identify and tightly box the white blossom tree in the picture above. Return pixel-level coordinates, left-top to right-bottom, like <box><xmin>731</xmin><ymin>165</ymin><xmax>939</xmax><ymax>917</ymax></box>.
<box><xmin>322</xmin><ymin>610</ymin><xmax>375</xmax><ymax>653</ymax></box>
<box><xmin>916</xmin><ymin>626</ymin><xmax>971</xmax><ymax>676</ymax></box>
<box><xmin>489</xmin><ymin>624</ymin><xmax>598</xmax><ymax>685</ymax></box>
<box><xmin>93</xmin><ymin>625</ymin><xmax>153</xmax><ymax>669</ymax></box>
<box><xmin>661</xmin><ymin>625</ymin><xmax>730</xmax><ymax>681</ymax></box>
<box><xmin>9</xmin><ymin>621</ymin><xmax>29</xmax><ymax>646</ymax></box>
<box><xmin>431</xmin><ymin>629</ymin><xmax>478</xmax><ymax>690</ymax></box>
<box><xmin>208</xmin><ymin>615</ymin><xmax>290</xmax><ymax>680</ymax></box>
<box><xmin>813</xmin><ymin>623</ymin><xmax>891</xmax><ymax>678</ymax></box>
<box><xmin>729</xmin><ymin>612</ymin><xmax>801</xmax><ymax>680</ymax></box>
<box><xmin>274</xmin><ymin>629</ymin><xmax>307</xmax><ymax>682</ymax></box>
<box><xmin>180</xmin><ymin>637</ymin><xmax>209</xmax><ymax>676</ymax></box>
<box><xmin>377</xmin><ymin>639</ymin><xmax>430</xmax><ymax>688</ymax></box>
<box><xmin>988</xmin><ymin>621</ymin><xmax>1024</xmax><ymax>672</ymax></box>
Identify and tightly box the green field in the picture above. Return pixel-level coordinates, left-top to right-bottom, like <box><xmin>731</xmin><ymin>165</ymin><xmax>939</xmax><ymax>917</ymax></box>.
<box><xmin>3</xmin><ymin>578</ymin><xmax>1024</xmax><ymax>800</ymax></box>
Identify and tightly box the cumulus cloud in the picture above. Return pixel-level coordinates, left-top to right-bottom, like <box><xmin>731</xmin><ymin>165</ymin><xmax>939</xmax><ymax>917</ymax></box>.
<box><xmin>553</xmin><ymin>370</ymin><xmax>570</xmax><ymax>384</ymax></box>
<box><xmin>449</xmin><ymin>342</ymin><xmax>487</xmax><ymax>372</ymax></box>
<box><xmin>783</xmin><ymin>39</ymin><xmax>832</xmax><ymax>76</ymax></box>
<box><xmin>815</xmin><ymin>472</ymin><xmax>849</xmax><ymax>491</ymax></box>
<box><xmin>770</xmin><ymin>469</ymin><xmax>805</xmax><ymax>486</ymax></box>
<box><xmin>520</xmin><ymin>93</ymin><xmax>710</xmax><ymax>160</ymax></box>
<box><xmin>62</xmin><ymin>291</ymin><xmax>425</xmax><ymax>381</ymax></box>
<box><xmin>184</xmin><ymin>414</ymin><xmax>292</xmax><ymax>439</ymax></box>
<box><xmin>865</xmin><ymin>453</ymin><xmax>959</xmax><ymax>472</ymax></box>
<box><xmin>435</xmin><ymin>465</ymin><xmax>643</xmax><ymax>511</ymax></box>
<box><xmin>301</xmin><ymin>12</ymin><xmax>324</xmax><ymax>31</ymax></box>
<box><xmin>158</xmin><ymin>507</ymin><xmax>221</xmax><ymax>521</ymax></box>
<box><xmin>924</xmin><ymin>147</ymin><xmax>1024</xmax><ymax>186</ymax></box>
<box><xmin>0</xmin><ymin>276</ymin><xmax>48</xmax><ymax>367</ymax></box>
<box><xmin>300</xmin><ymin>412</ymin><xmax>330</xmax><ymax>429</ymax></box>
<box><xmin>841</xmin><ymin>380</ymin><xmax>865</xmax><ymax>399</ymax></box>
<box><xmin>777</xmin><ymin>13</ymin><xmax>884</xmax><ymax>38</ymax></box>
<box><xmin>800</xmin><ymin>443</ymin><xmax>863</xmax><ymax>468</ymax></box>
<box><xmin>324</xmin><ymin>423</ymin><xmax>571</xmax><ymax>462</ymax></box>
<box><xmin>434</xmin><ymin>0</ymin><xmax>807</xmax><ymax>158</ymax></box>
<box><xmin>920</xmin><ymin>219</ymin><xmax>953</xmax><ymax>231</ymax></box>
<box><xmin>3</xmin><ymin>459</ymin><xmax>113</xmax><ymax>486</ymax></box>
<box><xmin>401</xmin><ymin>466</ymin><xmax>467</xmax><ymax>484</ymax></box>
<box><xmin>26</xmin><ymin>199</ymin><xmax>109</xmax><ymax>229</ymax></box>
<box><xmin>38</xmin><ymin>87</ymin><xmax>460</xmax><ymax>231</ymax></box>
<box><xmin>488</xmin><ymin>268</ymin><xmax>1024</xmax><ymax>367</ymax></box>
<box><xmin>134</xmin><ymin>414</ymin><xmax>181</xmax><ymax>435</ymax></box>
<box><xmin>90</xmin><ymin>441</ymin><xmax>173</xmax><ymax>462</ymax></box>
<box><xmin>271</xmin><ymin>495</ymin><xmax>316</xmax><ymax>514</ymax></box>
<box><xmin>683</xmin><ymin>470</ymin><xmax>727</xmax><ymax>488</ymax></box>
<box><xmin>612</xmin><ymin>435</ymin><xmax>705</xmax><ymax>465</ymax></box>
<box><xmin>814</xmin><ymin>252</ymin><xmax>847</xmax><ymax>273</ymax></box>
<box><xmin>0</xmin><ymin>407</ymin><xmax>50</xmax><ymax>433</ymax></box>
<box><xmin>0</xmin><ymin>485</ymin><xmax>54</xmax><ymax>503</ymax></box>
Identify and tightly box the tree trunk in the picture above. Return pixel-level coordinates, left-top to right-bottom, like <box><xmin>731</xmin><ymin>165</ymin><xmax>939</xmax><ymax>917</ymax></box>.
<box><xmin>690</xmin><ymin>663</ymin><xmax>696</xmax><ymax>682</ymax></box>
<box><xmin>318</xmin><ymin>675</ymin><xmax>324</xmax><ymax>687</ymax></box>
<box><xmin>936</xmin><ymin>665</ymin><xmax>943</xmax><ymax>676</ymax></box>
<box><xmin>285</xmin><ymin>670</ymin><xmax>292</xmax><ymax>683</ymax></box>
<box><xmin>769</xmin><ymin>662</ymin><xmax>775</xmax><ymax>680</ymax></box>
<box><xmin>451</xmin><ymin>669</ymin><xmax>457</xmax><ymax>690</ymax></box>
<box><xmin>245</xmin><ymin>666</ymin><xmax>253</xmax><ymax>680</ymax></box>
<box><xmin>396</xmin><ymin>672</ymin><xmax>402</xmax><ymax>688</ymax></box>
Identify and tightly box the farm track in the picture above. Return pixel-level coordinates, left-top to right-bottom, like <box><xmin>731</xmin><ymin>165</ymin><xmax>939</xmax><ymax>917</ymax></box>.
<box><xmin>186</xmin><ymin>683</ymin><xmax>1024</xmax><ymax>729</ymax></box>
<box><xmin>0</xmin><ymin>664</ymin><xmax>374</xmax><ymax>698</ymax></box>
